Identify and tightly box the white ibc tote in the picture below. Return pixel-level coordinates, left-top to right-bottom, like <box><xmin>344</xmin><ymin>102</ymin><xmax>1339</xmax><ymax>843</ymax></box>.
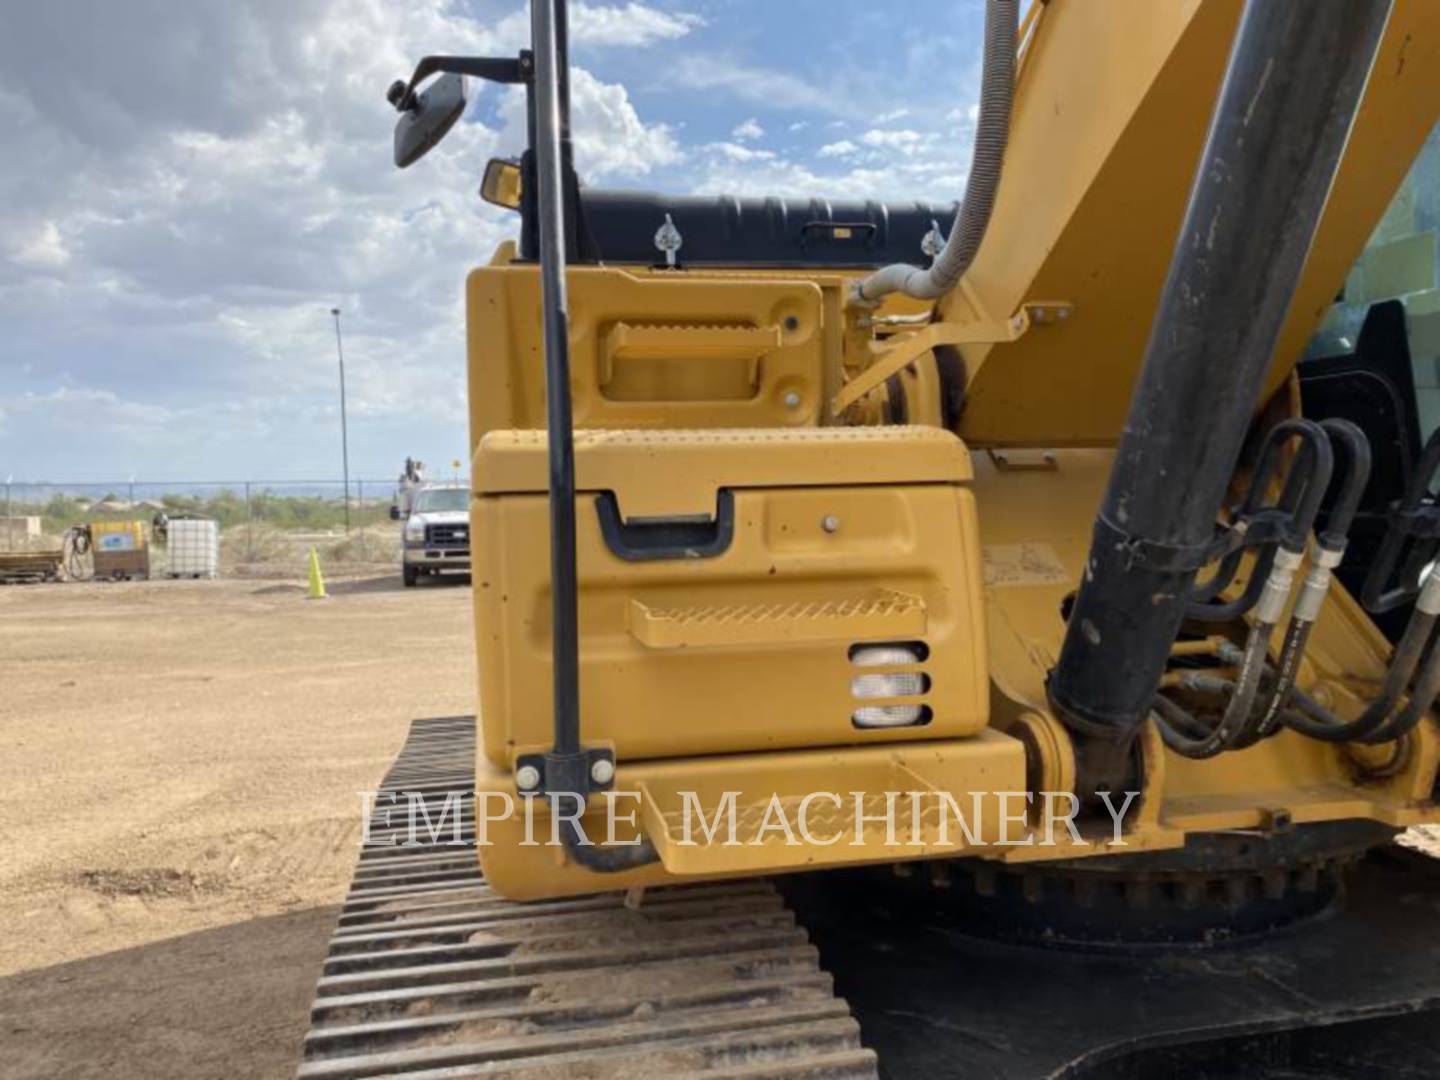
<box><xmin>168</xmin><ymin>519</ymin><xmax>220</xmax><ymax>578</ymax></box>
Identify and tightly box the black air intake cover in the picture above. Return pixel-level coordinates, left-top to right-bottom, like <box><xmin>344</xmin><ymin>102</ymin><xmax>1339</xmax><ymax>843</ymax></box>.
<box><xmin>521</xmin><ymin>187</ymin><xmax>958</xmax><ymax>268</ymax></box>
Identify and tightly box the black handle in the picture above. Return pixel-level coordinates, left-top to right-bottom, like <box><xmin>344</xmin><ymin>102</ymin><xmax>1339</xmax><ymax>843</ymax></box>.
<box><xmin>595</xmin><ymin>490</ymin><xmax>735</xmax><ymax>561</ymax></box>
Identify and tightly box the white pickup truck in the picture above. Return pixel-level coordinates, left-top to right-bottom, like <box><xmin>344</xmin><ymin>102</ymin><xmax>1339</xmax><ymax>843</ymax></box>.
<box><xmin>397</xmin><ymin>484</ymin><xmax>470</xmax><ymax>587</ymax></box>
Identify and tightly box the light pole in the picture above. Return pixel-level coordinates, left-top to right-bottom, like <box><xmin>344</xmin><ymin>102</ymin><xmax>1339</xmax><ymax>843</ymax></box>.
<box><xmin>331</xmin><ymin>307</ymin><xmax>351</xmax><ymax>533</ymax></box>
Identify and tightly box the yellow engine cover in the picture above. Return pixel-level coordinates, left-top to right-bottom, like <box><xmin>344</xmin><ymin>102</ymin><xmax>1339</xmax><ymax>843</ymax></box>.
<box><xmin>472</xmin><ymin>426</ymin><xmax>989</xmax><ymax>769</ymax></box>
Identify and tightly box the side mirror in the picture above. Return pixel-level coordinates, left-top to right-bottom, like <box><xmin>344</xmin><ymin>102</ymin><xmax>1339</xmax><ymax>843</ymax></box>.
<box><xmin>389</xmin><ymin>505</ymin><xmax>402</xmax><ymax>521</ymax></box>
<box><xmin>392</xmin><ymin>72</ymin><xmax>467</xmax><ymax>169</ymax></box>
<box><xmin>480</xmin><ymin>158</ymin><xmax>523</xmax><ymax>210</ymax></box>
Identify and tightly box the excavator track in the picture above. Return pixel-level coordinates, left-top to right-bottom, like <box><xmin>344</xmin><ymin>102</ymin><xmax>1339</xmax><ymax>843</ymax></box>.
<box><xmin>300</xmin><ymin>719</ymin><xmax>1440</xmax><ymax>1079</ymax></box>
<box><xmin>298</xmin><ymin>716</ymin><xmax>878</xmax><ymax>1080</ymax></box>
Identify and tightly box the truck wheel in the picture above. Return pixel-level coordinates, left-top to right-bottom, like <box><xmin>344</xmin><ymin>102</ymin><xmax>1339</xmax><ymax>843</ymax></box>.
<box><xmin>403</xmin><ymin>565</ymin><xmax>419</xmax><ymax>588</ymax></box>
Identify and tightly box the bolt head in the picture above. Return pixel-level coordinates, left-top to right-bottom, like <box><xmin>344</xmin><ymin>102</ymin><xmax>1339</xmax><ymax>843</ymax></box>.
<box><xmin>590</xmin><ymin>758</ymin><xmax>616</xmax><ymax>785</ymax></box>
<box><xmin>821</xmin><ymin>515</ymin><xmax>840</xmax><ymax>534</ymax></box>
<box><xmin>515</xmin><ymin>764</ymin><xmax>541</xmax><ymax>791</ymax></box>
<box><xmin>783</xmin><ymin>391</ymin><xmax>802</xmax><ymax>409</ymax></box>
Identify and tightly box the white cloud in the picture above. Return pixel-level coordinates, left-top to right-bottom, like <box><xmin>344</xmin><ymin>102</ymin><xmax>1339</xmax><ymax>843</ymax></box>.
<box><xmin>817</xmin><ymin>139</ymin><xmax>858</xmax><ymax>159</ymax></box>
<box><xmin>8</xmin><ymin>221</ymin><xmax>70</xmax><ymax>271</ymax></box>
<box><xmin>2</xmin><ymin>387</ymin><xmax>172</xmax><ymax>435</ymax></box>
<box><xmin>0</xmin><ymin>0</ymin><xmax>683</xmax><ymax>475</ymax></box>
<box><xmin>731</xmin><ymin>118</ymin><xmax>764</xmax><ymax>141</ymax></box>
<box><xmin>570</xmin><ymin>68</ymin><xmax>683</xmax><ymax>175</ymax></box>
<box><xmin>876</xmin><ymin>108</ymin><xmax>911</xmax><ymax>123</ymax></box>
<box><xmin>788</xmin><ymin>121</ymin><xmax>809</xmax><ymax>132</ymax></box>
<box><xmin>692</xmin><ymin>149</ymin><xmax>963</xmax><ymax>206</ymax></box>
<box><xmin>573</xmin><ymin>3</ymin><xmax>703</xmax><ymax>45</ymax></box>
<box><xmin>494</xmin><ymin>3</ymin><xmax>703</xmax><ymax>49</ymax></box>
<box><xmin>498</xmin><ymin>67</ymin><xmax>681</xmax><ymax>181</ymax></box>
<box><xmin>854</xmin><ymin>128</ymin><xmax>943</xmax><ymax>159</ymax></box>
<box><xmin>860</xmin><ymin>128</ymin><xmax>927</xmax><ymax>148</ymax></box>
<box><xmin>662</xmin><ymin>57</ymin><xmax>841</xmax><ymax>113</ymax></box>
<box><xmin>704</xmin><ymin>141</ymin><xmax>776</xmax><ymax>163</ymax></box>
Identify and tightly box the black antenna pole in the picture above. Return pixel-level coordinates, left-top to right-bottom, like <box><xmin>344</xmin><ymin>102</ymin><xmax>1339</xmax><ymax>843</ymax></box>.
<box><xmin>556</xmin><ymin>0</ymin><xmax>572</xmax><ymax>143</ymax></box>
<box><xmin>530</xmin><ymin>0</ymin><xmax>581</xmax><ymax>762</ymax></box>
<box><xmin>524</xmin><ymin>0</ymin><xmax>657</xmax><ymax>871</ymax></box>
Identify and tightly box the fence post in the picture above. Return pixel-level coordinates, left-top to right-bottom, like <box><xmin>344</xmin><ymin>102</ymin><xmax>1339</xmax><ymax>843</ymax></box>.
<box><xmin>245</xmin><ymin>481</ymin><xmax>253</xmax><ymax>562</ymax></box>
<box><xmin>4</xmin><ymin>476</ymin><xmax>11</xmax><ymax>552</ymax></box>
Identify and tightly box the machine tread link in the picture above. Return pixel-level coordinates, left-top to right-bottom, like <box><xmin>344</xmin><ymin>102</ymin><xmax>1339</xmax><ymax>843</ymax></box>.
<box><xmin>297</xmin><ymin>717</ymin><xmax>878</xmax><ymax>1080</ymax></box>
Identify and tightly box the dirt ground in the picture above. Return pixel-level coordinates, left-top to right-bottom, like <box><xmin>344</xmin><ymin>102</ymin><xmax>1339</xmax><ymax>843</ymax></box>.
<box><xmin>0</xmin><ymin>568</ymin><xmax>475</xmax><ymax>1079</ymax></box>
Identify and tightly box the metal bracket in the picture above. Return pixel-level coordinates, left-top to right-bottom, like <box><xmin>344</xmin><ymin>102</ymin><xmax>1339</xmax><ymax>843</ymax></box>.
<box><xmin>653</xmin><ymin>213</ymin><xmax>683</xmax><ymax>267</ymax></box>
<box><xmin>831</xmin><ymin>300</ymin><xmax>1072</xmax><ymax>418</ymax></box>
<box><xmin>388</xmin><ymin>52</ymin><xmax>533</xmax><ymax>112</ymax></box>
<box><xmin>514</xmin><ymin>746</ymin><xmax>616</xmax><ymax>799</ymax></box>
<box><xmin>1093</xmin><ymin>514</ymin><xmax>1215</xmax><ymax>574</ymax></box>
<box><xmin>987</xmin><ymin>448</ymin><xmax>1058</xmax><ymax>472</ymax></box>
<box><xmin>921</xmin><ymin>220</ymin><xmax>946</xmax><ymax>261</ymax></box>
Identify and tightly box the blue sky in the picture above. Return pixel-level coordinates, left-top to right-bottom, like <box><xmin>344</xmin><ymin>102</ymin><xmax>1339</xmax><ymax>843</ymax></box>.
<box><xmin>0</xmin><ymin>0</ymin><xmax>986</xmax><ymax>483</ymax></box>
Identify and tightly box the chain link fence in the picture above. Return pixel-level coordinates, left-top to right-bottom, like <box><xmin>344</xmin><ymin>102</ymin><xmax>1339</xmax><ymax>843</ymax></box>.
<box><xmin>0</xmin><ymin>477</ymin><xmax>464</xmax><ymax>577</ymax></box>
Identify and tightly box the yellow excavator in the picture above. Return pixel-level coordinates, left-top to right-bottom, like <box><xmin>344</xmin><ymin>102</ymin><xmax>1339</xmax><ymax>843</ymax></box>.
<box><xmin>298</xmin><ymin>2</ymin><xmax>1440</xmax><ymax>1076</ymax></box>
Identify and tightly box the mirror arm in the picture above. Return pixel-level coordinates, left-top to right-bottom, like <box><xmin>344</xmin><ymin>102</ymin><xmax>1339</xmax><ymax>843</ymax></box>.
<box><xmin>391</xmin><ymin>53</ymin><xmax>534</xmax><ymax>112</ymax></box>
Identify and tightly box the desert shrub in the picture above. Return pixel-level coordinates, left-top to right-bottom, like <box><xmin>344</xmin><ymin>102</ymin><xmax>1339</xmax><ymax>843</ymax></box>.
<box><xmin>323</xmin><ymin>527</ymin><xmax>398</xmax><ymax>564</ymax></box>
<box><xmin>220</xmin><ymin>522</ymin><xmax>294</xmax><ymax>568</ymax></box>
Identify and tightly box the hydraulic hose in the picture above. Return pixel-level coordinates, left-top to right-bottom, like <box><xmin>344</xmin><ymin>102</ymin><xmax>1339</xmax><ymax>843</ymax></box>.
<box><xmin>1314</xmin><ymin>419</ymin><xmax>1373</xmax><ymax>553</ymax></box>
<box><xmin>1282</xmin><ymin>565</ymin><xmax>1440</xmax><ymax>744</ymax></box>
<box><xmin>1158</xmin><ymin>420</ymin><xmax>1376</xmax><ymax>757</ymax></box>
<box><xmin>560</xmin><ymin>813</ymin><xmax>660</xmax><ymax>872</ymax></box>
<box><xmin>1279</xmin><ymin>423</ymin><xmax>1440</xmax><ymax>750</ymax></box>
<box><xmin>1156</xmin><ymin>421</ymin><xmax>1330</xmax><ymax>757</ymax></box>
<box><xmin>1252</xmin><ymin>419</ymin><xmax>1372</xmax><ymax>739</ymax></box>
<box><xmin>1364</xmin><ymin>638</ymin><xmax>1440</xmax><ymax>744</ymax></box>
<box><xmin>1189</xmin><ymin>419</ymin><xmax>1332</xmax><ymax>620</ymax></box>
<box><xmin>1250</xmin><ymin>580</ymin><xmax>1326</xmax><ymax>741</ymax></box>
<box><xmin>852</xmin><ymin>0</ymin><xmax>1018</xmax><ymax>304</ymax></box>
<box><xmin>1153</xmin><ymin>608</ymin><xmax>1286</xmax><ymax>760</ymax></box>
<box><xmin>1362</xmin><ymin>425</ymin><xmax>1440</xmax><ymax>613</ymax></box>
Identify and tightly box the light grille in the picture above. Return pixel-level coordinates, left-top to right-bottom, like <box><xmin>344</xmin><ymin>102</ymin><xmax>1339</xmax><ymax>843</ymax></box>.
<box><xmin>850</xmin><ymin>642</ymin><xmax>931</xmax><ymax>728</ymax></box>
